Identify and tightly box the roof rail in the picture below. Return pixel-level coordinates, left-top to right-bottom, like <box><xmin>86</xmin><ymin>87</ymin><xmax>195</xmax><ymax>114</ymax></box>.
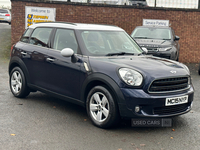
<box><xmin>92</xmin><ymin>23</ymin><xmax>118</xmax><ymax>27</ymax></box>
<box><xmin>35</xmin><ymin>21</ymin><xmax>77</xmax><ymax>26</ymax></box>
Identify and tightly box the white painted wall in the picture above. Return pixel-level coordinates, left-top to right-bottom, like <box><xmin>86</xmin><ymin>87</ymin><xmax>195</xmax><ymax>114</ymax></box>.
<box><xmin>0</xmin><ymin>0</ymin><xmax>11</xmax><ymax>9</ymax></box>
<box><xmin>146</xmin><ymin>0</ymin><xmax>199</xmax><ymax>9</ymax></box>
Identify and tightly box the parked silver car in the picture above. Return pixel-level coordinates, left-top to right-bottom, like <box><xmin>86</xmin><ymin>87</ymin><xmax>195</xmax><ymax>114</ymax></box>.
<box><xmin>0</xmin><ymin>9</ymin><xmax>11</xmax><ymax>25</ymax></box>
<box><xmin>125</xmin><ymin>0</ymin><xmax>148</xmax><ymax>6</ymax></box>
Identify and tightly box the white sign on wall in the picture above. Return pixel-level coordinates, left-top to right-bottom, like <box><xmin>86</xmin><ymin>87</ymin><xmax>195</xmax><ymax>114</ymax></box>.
<box><xmin>143</xmin><ymin>19</ymin><xmax>169</xmax><ymax>27</ymax></box>
<box><xmin>25</xmin><ymin>6</ymin><xmax>56</xmax><ymax>29</ymax></box>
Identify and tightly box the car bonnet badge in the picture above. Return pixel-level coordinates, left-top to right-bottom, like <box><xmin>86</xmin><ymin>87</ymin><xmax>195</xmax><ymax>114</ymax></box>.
<box><xmin>170</xmin><ymin>71</ymin><xmax>176</xmax><ymax>74</ymax></box>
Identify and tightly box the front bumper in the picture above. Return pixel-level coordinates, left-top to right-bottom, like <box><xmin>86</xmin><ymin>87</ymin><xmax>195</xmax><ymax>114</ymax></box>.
<box><xmin>147</xmin><ymin>51</ymin><xmax>171</xmax><ymax>59</ymax></box>
<box><xmin>118</xmin><ymin>85</ymin><xmax>194</xmax><ymax>118</ymax></box>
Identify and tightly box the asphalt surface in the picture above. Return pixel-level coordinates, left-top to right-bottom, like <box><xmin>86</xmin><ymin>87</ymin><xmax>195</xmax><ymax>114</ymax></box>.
<box><xmin>0</xmin><ymin>23</ymin><xmax>200</xmax><ymax>150</ymax></box>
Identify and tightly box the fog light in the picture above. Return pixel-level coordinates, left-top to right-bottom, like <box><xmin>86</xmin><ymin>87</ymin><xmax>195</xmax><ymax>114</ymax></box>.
<box><xmin>135</xmin><ymin>106</ymin><xmax>140</xmax><ymax>113</ymax></box>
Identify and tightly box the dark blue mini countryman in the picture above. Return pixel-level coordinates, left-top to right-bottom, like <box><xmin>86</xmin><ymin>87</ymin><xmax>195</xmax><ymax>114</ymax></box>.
<box><xmin>9</xmin><ymin>22</ymin><xmax>194</xmax><ymax>128</ymax></box>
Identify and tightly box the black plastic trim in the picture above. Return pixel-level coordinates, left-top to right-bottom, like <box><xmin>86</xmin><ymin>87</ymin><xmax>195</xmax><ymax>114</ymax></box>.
<box><xmin>28</xmin><ymin>84</ymin><xmax>85</xmax><ymax>107</ymax></box>
<box><xmin>9</xmin><ymin>56</ymin><xmax>30</xmax><ymax>84</ymax></box>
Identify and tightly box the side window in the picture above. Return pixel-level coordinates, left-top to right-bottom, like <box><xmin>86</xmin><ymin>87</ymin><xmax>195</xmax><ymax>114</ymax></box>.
<box><xmin>29</xmin><ymin>28</ymin><xmax>52</xmax><ymax>47</ymax></box>
<box><xmin>53</xmin><ymin>29</ymin><xmax>78</xmax><ymax>53</ymax></box>
<box><xmin>20</xmin><ymin>28</ymin><xmax>32</xmax><ymax>43</ymax></box>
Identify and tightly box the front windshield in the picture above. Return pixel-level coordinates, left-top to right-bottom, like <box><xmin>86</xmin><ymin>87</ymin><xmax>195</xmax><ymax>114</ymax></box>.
<box><xmin>80</xmin><ymin>30</ymin><xmax>142</xmax><ymax>56</ymax></box>
<box><xmin>131</xmin><ymin>27</ymin><xmax>171</xmax><ymax>40</ymax></box>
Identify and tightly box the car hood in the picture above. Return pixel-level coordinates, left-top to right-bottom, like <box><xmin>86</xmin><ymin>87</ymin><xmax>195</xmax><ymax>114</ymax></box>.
<box><xmin>134</xmin><ymin>39</ymin><xmax>172</xmax><ymax>47</ymax></box>
<box><xmin>89</xmin><ymin>55</ymin><xmax>189</xmax><ymax>80</ymax></box>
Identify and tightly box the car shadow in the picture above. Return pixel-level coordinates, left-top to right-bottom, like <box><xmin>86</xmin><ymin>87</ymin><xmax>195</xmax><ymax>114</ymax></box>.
<box><xmin>16</xmin><ymin>91</ymin><xmax>192</xmax><ymax>132</ymax></box>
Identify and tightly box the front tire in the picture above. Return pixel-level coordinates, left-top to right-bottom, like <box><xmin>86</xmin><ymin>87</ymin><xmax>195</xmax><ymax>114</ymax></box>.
<box><xmin>9</xmin><ymin>67</ymin><xmax>30</xmax><ymax>98</ymax></box>
<box><xmin>86</xmin><ymin>86</ymin><xmax>119</xmax><ymax>128</ymax></box>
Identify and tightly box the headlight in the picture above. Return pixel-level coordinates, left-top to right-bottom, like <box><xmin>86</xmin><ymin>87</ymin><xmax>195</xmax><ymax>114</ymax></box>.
<box><xmin>183</xmin><ymin>64</ymin><xmax>190</xmax><ymax>74</ymax></box>
<box><xmin>158</xmin><ymin>47</ymin><xmax>172</xmax><ymax>51</ymax></box>
<box><xmin>188</xmin><ymin>77</ymin><xmax>191</xmax><ymax>85</ymax></box>
<box><xmin>119</xmin><ymin>68</ymin><xmax>143</xmax><ymax>86</ymax></box>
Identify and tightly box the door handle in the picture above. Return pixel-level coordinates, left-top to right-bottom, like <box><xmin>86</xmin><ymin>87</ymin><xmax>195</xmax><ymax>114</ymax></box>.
<box><xmin>21</xmin><ymin>52</ymin><xmax>27</xmax><ymax>56</ymax></box>
<box><xmin>46</xmin><ymin>58</ymin><xmax>55</xmax><ymax>62</ymax></box>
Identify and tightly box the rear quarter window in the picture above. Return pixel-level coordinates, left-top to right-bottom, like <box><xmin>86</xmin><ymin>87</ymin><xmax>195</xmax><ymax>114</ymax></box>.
<box><xmin>20</xmin><ymin>29</ymin><xmax>33</xmax><ymax>43</ymax></box>
<box><xmin>29</xmin><ymin>27</ymin><xmax>53</xmax><ymax>47</ymax></box>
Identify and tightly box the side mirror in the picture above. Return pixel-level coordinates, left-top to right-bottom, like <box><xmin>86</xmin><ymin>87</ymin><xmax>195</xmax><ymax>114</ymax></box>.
<box><xmin>174</xmin><ymin>35</ymin><xmax>180</xmax><ymax>41</ymax></box>
<box><xmin>141</xmin><ymin>47</ymin><xmax>148</xmax><ymax>54</ymax></box>
<box><xmin>61</xmin><ymin>48</ymin><xmax>78</xmax><ymax>63</ymax></box>
<box><xmin>61</xmin><ymin>48</ymin><xmax>74</xmax><ymax>57</ymax></box>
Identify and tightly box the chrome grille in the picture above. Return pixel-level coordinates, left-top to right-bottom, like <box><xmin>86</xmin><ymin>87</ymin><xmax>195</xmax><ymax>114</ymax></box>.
<box><xmin>147</xmin><ymin>47</ymin><xmax>158</xmax><ymax>54</ymax></box>
<box><xmin>147</xmin><ymin>47</ymin><xmax>158</xmax><ymax>52</ymax></box>
<box><xmin>149</xmin><ymin>77</ymin><xmax>189</xmax><ymax>93</ymax></box>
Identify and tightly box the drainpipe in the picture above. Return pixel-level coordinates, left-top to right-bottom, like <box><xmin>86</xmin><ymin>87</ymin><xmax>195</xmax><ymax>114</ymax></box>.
<box><xmin>198</xmin><ymin>0</ymin><xmax>200</xmax><ymax>9</ymax></box>
<box><xmin>154</xmin><ymin>0</ymin><xmax>156</xmax><ymax>7</ymax></box>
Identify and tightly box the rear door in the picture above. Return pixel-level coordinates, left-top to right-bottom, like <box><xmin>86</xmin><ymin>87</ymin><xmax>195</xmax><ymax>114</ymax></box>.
<box><xmin>21</xmin><ymin>27</ymin><xmax>53</xmax><ymax>88</ymax></box>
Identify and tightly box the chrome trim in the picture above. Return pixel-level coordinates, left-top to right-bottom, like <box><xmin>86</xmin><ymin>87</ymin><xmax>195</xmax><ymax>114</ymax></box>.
<box><xmin>170</xmin><ymin>70</ymin><xmax>176</xmax><ymax>74</ymax></box>
<box><xmin>83</xmin><ymin>62</ymin><xmax>90</xmax><ymax>71</ymax></box>
<box><xmin>21</xmin><ymin>52</ymin><xmax>27</xmax><ymax>55</ymax></box>
<box><xmin>46</xmin><ymin>58</ymin><xmax>55</xmax><ymax>62</ymax></box>
<box><xmin>148</xmin><ymin>76</ymin><xmax>190</xmax><ymax>94</ymax></box>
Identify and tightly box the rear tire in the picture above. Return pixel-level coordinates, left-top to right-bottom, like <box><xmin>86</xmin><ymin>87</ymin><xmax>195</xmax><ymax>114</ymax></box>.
<box><xmin>9</xmin><ymin>67</ymin><xmax>30</xmax><ymax>98</ymax></box>
<box><xmin>198</xmin><ymin>64</ymin><xmax>200</xmax><ymax>75</ymax></box>
<box><xmin>86</xmin><ymin>85</ymin><xmax>119</xmax><ymax>128</ymax></box>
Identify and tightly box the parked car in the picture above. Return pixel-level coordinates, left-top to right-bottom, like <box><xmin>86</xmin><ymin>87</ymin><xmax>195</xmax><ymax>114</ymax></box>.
<box><xmin>9</xmin><ymin>22</ymin><xmax>194</xmax><ymax>128</ymax></box>
<box><xmin>131</xmin><ymin>26</ymin><xmax>180</xmax><ymax>61</ymax></box>
<box><xmin>0</xmin><ymin>9</ymin><xmax>11</xmax><ymax>25</ymax></box>
<box><xmin>124</xmin><ymin>0</ymin><xmax>147</xmax><ymax>6</ymax></box>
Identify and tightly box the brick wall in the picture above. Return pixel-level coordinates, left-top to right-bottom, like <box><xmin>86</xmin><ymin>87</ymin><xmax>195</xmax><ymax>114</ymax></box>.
<box><xmin>11</xmin><ymin>0</ymin><xmax>200</xmax><ymax>63</ymax></box>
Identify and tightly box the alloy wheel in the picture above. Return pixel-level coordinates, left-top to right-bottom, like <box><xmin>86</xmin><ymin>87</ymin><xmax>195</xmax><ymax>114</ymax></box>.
<box><xmin>11</xmin><ymin>71</ymin><xmax>22</xmax><ymax>94</ymax></box>
<box><xmin>89</xmin><ymin>92</ymin><xmax>110</xmax><ymax>122</ymax></box>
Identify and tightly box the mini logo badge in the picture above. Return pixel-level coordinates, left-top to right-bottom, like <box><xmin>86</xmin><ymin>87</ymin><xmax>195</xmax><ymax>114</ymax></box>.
<box><xmin>170</xmin><ymin>71</ymin><xmax>176</xmax><ymax>74</ymax></box>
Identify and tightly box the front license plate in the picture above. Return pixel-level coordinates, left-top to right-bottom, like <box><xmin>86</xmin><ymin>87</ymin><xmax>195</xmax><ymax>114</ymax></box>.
<box><xmin>165</xmin><ymin>95</ymin><xmax>188</xmax><ymax>106</ymax></box>
<box><xmin>132</xmin><ymin>118</ymin><xmax>172</xmax><ymax>127</ymax></box>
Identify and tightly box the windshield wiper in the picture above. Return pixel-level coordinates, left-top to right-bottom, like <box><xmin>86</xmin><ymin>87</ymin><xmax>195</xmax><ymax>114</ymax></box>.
<box><xmin>134</xmin><ymin>37</ymin><xmax>149</xmax><ymax>39</ymax></box>
<box><xmin>106</xmin><ymin>52</ymin><xmax>135</xmax><ymax>56</ymax></box>
<box><xmin>138</xmin><ymin>53</ymin><xmax>143</xmax><ymax>56</ymax></box>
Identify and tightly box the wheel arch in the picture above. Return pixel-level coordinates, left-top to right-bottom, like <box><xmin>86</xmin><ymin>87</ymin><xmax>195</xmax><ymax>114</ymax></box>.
<box><xmin>81</xmin><ymin>73</ymin><xmax>125</xmax><ymax>107</ymax></box>
<box><xmin>9</xmin><ymin>56</ymin><xmax>30</xmax><ymax>84</ymax></box>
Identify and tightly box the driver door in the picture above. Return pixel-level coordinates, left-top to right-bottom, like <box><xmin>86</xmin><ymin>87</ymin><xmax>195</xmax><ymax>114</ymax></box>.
<box><xmin>44</xmin><ymin>28</ymin><xmax>81</xmax><ymax>100</ymax></box>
